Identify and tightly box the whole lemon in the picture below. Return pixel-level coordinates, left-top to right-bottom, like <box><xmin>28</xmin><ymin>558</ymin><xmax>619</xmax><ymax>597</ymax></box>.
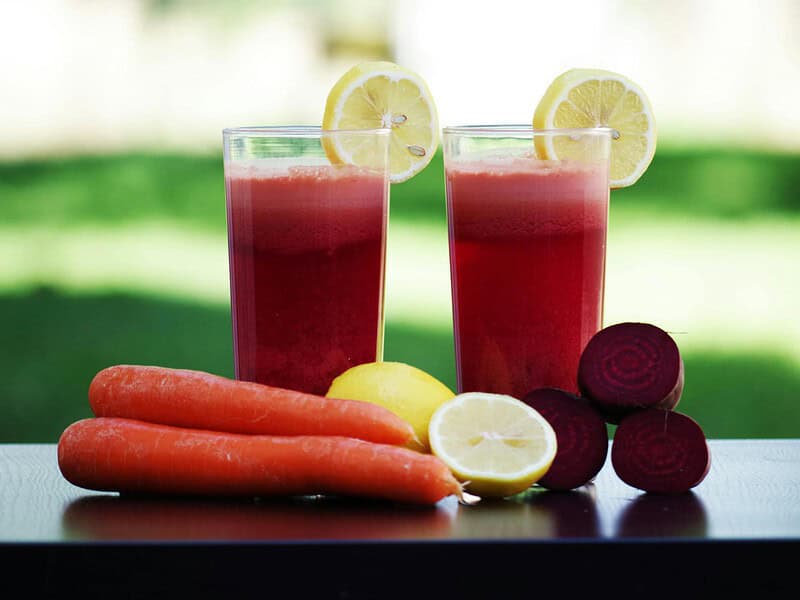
<box><xmin>326</xmin><ymin>362</ymin><xmax>455</xmax><ymax>452</ymax></box>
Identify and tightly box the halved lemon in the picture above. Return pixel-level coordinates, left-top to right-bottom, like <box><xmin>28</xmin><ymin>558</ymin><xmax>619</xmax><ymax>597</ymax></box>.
<box><xmin>322</xmin><ymin>61</ymin><xmax>439</xmax><ymax>183</ymax></box>
<box><xmin>533</xmin><ymin>68</ymin><xmax>657</xmax><ymax>188</ymax></box>
<box><xmin>428</xmin><ymin>392</ymin><xmax>557</xmax><ymax>498</ymax></box>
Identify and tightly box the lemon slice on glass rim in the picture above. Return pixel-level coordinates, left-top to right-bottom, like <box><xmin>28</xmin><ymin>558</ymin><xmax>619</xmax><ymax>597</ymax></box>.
<box><xmin>533</xmin><ymin>68</ymin><xmax>657</xmax><ymax>188</ymax></box>
<box><xmin>428</xmin><ymin>392</ymin><xmax>557</xmax><ymax>499</ymax></box>
<box><xmin>322</xmin><ymin>61</ymin><xmax>439</xmax><ymax>183</ymax></box>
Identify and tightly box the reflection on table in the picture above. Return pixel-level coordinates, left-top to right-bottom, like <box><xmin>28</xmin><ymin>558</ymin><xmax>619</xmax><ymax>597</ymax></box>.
<box><xmin>62</xmin><ymin>493</ymin><xmax>458</xmax><ymax>541</ymax></box>
<box><xmin>61</xmin><ymin>484</ymin><xmax>709</xmax><ymax>542</ymax></box>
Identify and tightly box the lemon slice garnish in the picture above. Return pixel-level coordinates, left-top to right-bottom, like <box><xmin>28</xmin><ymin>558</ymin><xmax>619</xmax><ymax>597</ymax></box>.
<box><xmin>533</xmin><ymin>68</ymin><xmax>656</xmax><ymax>188</ymax></box>
<box><xmin>428</xmin><ymin>392</ymin><xmax>557</xmax><ymax>498</ymax></box>
<box><xmin>322</xmin><ymin>61</ymin><xmax>439</xmax><ymax>183</ymax></box>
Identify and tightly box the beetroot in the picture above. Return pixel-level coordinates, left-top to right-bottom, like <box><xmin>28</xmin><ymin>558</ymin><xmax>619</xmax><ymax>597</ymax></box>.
<box><xmin>522</xmin><ymin>388</ymin><xmax>609</xmax><ymax>491</ymax></box>
<box><xmin>578</xmin><ymin>322</ymin><xmax>684</xmax><ymax>422</ymax></box>
<box><xmin>611</xmin><ymin>409</ymin><xmax>711</xmax><ymax>494</ymax></box>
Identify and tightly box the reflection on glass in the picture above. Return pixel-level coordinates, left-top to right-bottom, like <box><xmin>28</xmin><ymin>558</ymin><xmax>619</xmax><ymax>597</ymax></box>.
<box><xmin>616</xmin><ymin>492</ymin><xmax>708</xmax><ymax>538</ymax></box>
<box><xmin>61</xmin><ymin>494</ymin><xmax>455</xmax><ymax>542</ymax></box>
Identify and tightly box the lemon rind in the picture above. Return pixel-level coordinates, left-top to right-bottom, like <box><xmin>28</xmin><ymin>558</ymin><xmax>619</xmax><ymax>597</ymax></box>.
<box><xmin>533</xmin><ymin>68</ymin><xmax>657</xmax><ymax>188</ymax></box>
<box><xmin>322</xmin><ymin>62</ymin><xmax>439</xmax><ymax>184</ymax></box>
<box><xmin>428</xmin><ymin>392</ymin><xmax>557</xmax><ymax>495</ymax></box>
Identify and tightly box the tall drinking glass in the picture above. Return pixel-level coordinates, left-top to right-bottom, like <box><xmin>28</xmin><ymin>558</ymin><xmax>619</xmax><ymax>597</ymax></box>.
<box><xmin>443</xmin><ymin>125</ymin><xmax>612</xmax><ymax>398</ymax></box>
<box><xmin>223</xmin><ymin>126</ymin><xmax>391</xmax><ymax>395</ymax></box>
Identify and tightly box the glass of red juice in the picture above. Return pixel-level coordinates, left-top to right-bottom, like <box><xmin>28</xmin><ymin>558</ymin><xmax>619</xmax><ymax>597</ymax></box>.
<box><xmin>222</xmin><ymin>126</ymin><xmax>391</xmax><ymax>395</ymax></box>
<box><xmin>443</xmin><ymin>125</ymin><xmax>612</xmax><ymax>398</ymax></box>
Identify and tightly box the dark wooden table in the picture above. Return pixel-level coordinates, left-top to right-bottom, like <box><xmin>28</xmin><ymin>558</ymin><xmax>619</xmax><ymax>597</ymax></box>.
<box><xmin>2</xmin><ymin>440</ymin><xmax>798</xmax><ymax>597</ymax></box>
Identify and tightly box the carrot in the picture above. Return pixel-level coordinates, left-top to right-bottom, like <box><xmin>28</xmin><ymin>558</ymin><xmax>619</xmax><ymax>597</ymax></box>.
<box><xmin>89</xmin><ymin>365</ymin><xmax>415</xmax><ymax>447</ymax></box>
<box><xmin>58</xmin><ymin>418</ymin><xmax>462</xmax><ymax>505</ymax></box>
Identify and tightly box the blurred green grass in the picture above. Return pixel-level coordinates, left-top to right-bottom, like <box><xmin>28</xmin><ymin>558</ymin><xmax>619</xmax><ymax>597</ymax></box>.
<box><xmin>1</xmin><ymin>148</ymin><xmax>799</xmax><ymax>442</ymax></box>
<box><xmin>3</xmin><ymin>147</ymin><xmax>799</xmax><ymax>228</ymax></box>
<box><xmin>3</xmin><ymin>288</ymin><xmax>799</xmax><ymax>443</ymax></box>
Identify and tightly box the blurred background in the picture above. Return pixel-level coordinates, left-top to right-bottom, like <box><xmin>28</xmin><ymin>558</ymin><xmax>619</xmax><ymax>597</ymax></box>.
<box><xmin>2</xmin><ymin>0</ymin><xmax>798</xmax><ymax>442</ymax></box>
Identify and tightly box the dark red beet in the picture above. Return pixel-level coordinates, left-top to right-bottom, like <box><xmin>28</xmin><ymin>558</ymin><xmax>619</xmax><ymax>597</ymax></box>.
<box><xmin>522</xmin><ymin>388</ymin><xmax>609</xmax><ymax>491</ymax></box>
<box><xmin>611</xmin><ymin>409</ymin><xmax>711</xmax><ymax>494</ymax></box>
<box><xmin>578</xmin><ymin>322</ymin><xmax>684</xmax><ymax>422</ymax></box>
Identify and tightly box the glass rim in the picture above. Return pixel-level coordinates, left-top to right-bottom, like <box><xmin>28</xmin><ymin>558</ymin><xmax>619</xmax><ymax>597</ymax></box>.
<box><xmin>223</xmin><ymin>125</ymin><xmax>392</xmax><ymax>137</ymax></box>
<box><xmin>442</xmin><ymin>124</ymin><xmax>615</xmax><ymax>137</ymax></box>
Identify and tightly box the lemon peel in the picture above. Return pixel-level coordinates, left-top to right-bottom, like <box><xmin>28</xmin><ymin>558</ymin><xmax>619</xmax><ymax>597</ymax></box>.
<box><xmin>533</xmin><ymin>68</ymin><xmax>656</xmax><ymax>188</ymax></box>
<box><xmin>322</xmin><ymin>61</ymin><xmax>439</xmax><ymax>183</ymax></box>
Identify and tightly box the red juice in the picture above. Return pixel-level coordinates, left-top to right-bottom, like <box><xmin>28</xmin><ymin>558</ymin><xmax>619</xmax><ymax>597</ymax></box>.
<box><xmin>225</xmin><ymin>162</ymin><xmax>388</xmax><ymax>395</ymax></box>
<box><xmin>446</xmin><ymin>158</ymin><xmax>609</xmax><ymax>398</ymax></box>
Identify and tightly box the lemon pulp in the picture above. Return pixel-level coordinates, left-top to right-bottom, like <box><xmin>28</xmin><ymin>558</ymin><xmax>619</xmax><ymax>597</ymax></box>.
<box><xmin>428</xmin><ymin>392</ymin><xmax>557</xmax><ymax>498</ymax></box>
<box><xmin>533</xmin><ymin>68</ymin><xmax>656</xmax><ymax>188</ymax></box>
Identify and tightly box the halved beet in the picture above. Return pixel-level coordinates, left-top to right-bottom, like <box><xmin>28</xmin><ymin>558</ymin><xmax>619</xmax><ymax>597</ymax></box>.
<box><xmin>578</xmin><ymin>322</ymin><xmax>684</xmax><ymax>422</ymax></box>
<box><xmin>611</xmin><ymin>409</ymin><xmax>711</xmax><ymax>494</ymax></box>
<box><xmin>522</xmin><ymin>388</ymin><xmax>609</xmax><ymax>491</ymax></box>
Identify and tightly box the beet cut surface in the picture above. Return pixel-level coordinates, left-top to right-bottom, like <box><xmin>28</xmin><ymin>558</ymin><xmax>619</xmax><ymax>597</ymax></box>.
<box><xmin>611</xmin><ymin>408</ymin><xmax>710</xmax><ymax>494</ymax></box>
<box><xmin>578</xmin><ymin>322</ymin><xmax>684</xmax><ymax>422</ymax></box>
<box><xmin>522</xmin><ymin>388</ymin><xmax>609</xmax><ymax>491</ymax></box>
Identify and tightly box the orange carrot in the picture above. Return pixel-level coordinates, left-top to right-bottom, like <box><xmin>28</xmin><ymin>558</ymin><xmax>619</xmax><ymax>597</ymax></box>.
<box><xmin>58</xmin><ymin>418</ymin><xmax>461</xmax><ymax>505</ymax></box>
<box><xmin>89</xmin><ymin>365</ymin><xmax>415</xmax><ymax>447</ymax></box>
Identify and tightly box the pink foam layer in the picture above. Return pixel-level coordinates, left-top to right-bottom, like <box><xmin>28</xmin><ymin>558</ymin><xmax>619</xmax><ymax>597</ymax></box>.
<box><xmin>226</xmin><ymin>164</ymin><xmax>388</xmax><ymax>252</ymax></box>
<box><xmin>446</xmin><ymin>158</ymin><xmax>609</xmax><ymax>239</ymax></box>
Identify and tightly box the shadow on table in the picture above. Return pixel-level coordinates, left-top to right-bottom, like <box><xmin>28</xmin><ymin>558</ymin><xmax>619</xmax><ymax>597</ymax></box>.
<box><xmin>61</xmin><ymin>493</ymin><xmax>457</xmax><ymax>542</ymax></box>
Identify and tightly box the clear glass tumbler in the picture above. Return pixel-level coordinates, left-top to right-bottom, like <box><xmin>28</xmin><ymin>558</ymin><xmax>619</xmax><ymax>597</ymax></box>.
<box><xmin>443</xmin><ymin>125</ymin><xmax>612</xmax><ymax>398</ymax></box>
<box><xmin>223</xmin><ymin>126</ymin><xmax>391</xmax><ymax>395</ymax></box>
